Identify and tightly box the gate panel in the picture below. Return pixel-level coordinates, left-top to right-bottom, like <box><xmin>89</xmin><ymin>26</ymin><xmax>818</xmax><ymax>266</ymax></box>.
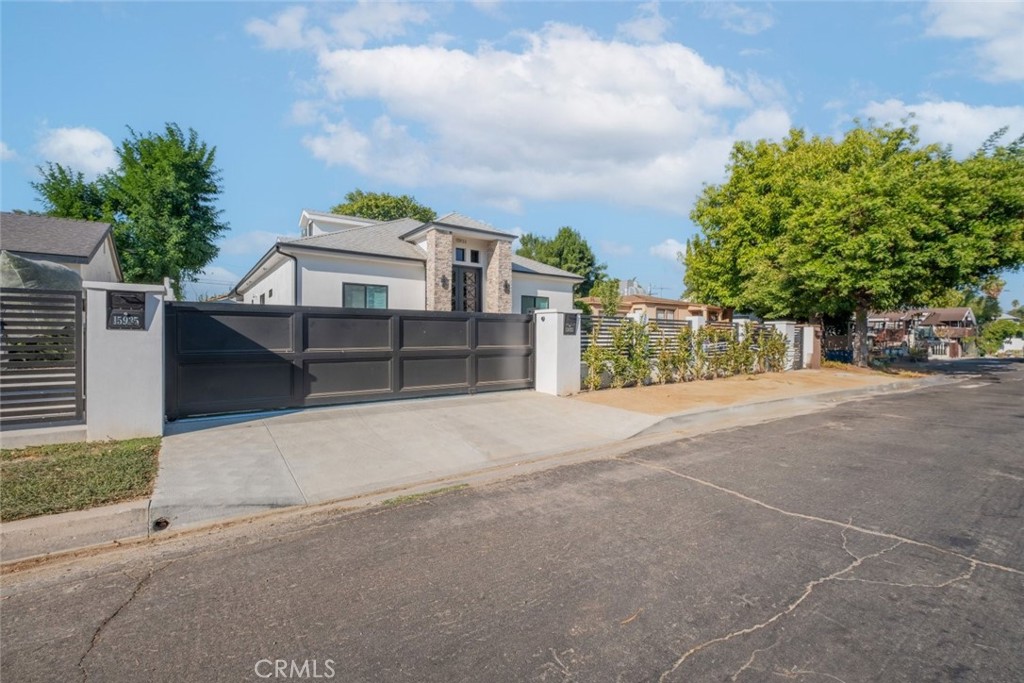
<box><xmin>166</xmin><ymin>302</ymin><xmax>535</xmax><ymax>419</ymax></box>
<box><xmin>0</xmin><ymin>288</ymin><xmax>84</xmax><ymax>427</ymax></box>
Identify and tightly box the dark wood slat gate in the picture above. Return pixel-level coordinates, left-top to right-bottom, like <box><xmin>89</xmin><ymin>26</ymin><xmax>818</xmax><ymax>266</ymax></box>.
<box><xmin>0</xmin><ymin>288</ymin><xmax>85</xmax><ymax>427</ymax></box>
<box><xmin>165</xmin><ymin>302</ymin><xmax>535</xmax><ymax>420</ymax></box>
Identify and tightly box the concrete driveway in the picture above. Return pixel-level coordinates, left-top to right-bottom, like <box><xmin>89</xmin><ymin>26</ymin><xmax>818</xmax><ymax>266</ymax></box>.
<box><xmin>151</xmin><ymin>391</ymin><xmax>660</xmax><ymax>529</ymax></box>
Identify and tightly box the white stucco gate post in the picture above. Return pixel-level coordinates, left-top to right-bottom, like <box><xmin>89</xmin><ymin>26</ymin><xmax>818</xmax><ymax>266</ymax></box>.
<box><xmin>83</xmin><ymin>281</ymin><xmax>168</xmax><ymax>441</ymax></box>
<box><xmin>533</xmin><ymin>309</ymin><xmax>582</xmax><ymax>396</ymax></box>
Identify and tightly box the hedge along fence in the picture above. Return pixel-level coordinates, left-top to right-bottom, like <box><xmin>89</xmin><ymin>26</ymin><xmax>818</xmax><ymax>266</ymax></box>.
<box><xmin>581</xmin><ymin>316</ymin><xmax>789</xmax><ymax>391</ymax></box>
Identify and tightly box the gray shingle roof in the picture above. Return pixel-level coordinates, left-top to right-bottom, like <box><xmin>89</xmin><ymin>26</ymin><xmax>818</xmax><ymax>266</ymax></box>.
<box><xmin>432</xmin><ymin>212</ymin><xmax>518</xmax><ymax>239</ymax></box>
<box><xmin>284</xmin><ymin>218</ymin><xmax>428</xmax><ymax>261</ymax></box>
<box><xmin>276</xmin><ymin>211</ymin><xmax>581</xmax><ymax>281</ymax></box>
<box><xmin>511</xmin><ymin>254</ymin><xmax>583</xmax><ymax>281</ymax></box>
<box><xmin>0</xmin><ymin>212</ymin><xmax>111</xmax><ymax>262</ymax></box>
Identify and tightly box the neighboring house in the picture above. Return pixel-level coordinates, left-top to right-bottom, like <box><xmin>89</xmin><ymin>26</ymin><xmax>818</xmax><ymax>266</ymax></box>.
<box><xmin>0</xmin><ymin>212</ymin><xmax>122</xmax><ymax>282</ymax></box>
<box><xmin>231</xmin><ymin>210</ymin><xmax>582</xmax><ymax>313</ymax></box>
<box><xmin>916</xmin><ymin>307</ymin><xmax>977</xmax><ymax>341</ymax></box>
<box><xmin>869</xmin><ymin>306</ymin><xmax>977</xmax><ymax>357</ymax></box>
<box><xmin>579</xmin><ymin>294</ymin><xmax>731</xmax><ymax>323</ymax></box>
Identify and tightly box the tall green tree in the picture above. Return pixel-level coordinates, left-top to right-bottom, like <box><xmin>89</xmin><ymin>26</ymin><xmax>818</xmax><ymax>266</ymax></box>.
<box><xmin>331</xmin><ymin>189</ymin><xmax>436</xmax><ymax>223</ymax></box>
<box><xmin>31</xmin><ymin>164</ymin><xmax>106</xmax><ymax>222</ymax></box>
<box><xmin>685</xmin><ymin>123</ymin><xmax>1024</xmax><ymax>365</ymax></box>
<box><xmin>515</xmin><ymin>226</ymin><xmax>605</xmax><ymax>296</ymax></box>
<box><xmin>31</xmin><ymin>123</ymin><xmax>228</xmax><ymax>299</ymax></box>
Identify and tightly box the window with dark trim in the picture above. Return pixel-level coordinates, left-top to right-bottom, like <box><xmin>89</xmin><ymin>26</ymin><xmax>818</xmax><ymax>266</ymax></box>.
<box><xmin>455</xmin><ymin>247</ymin><xmax>466</xmax><ymax>261</ymax></box>
<box><xmin>268</xmin><ymin>289</ymin><xmax>273</xmax><ymax>299</ymax></box>
<box><xmin>521</xmin><ymin>295</ymin><xmax>549</xmax><ymax>313</ymax></box>
<box><xmin>259</xmin><ymin>293</ymin><xmax>265</xmax><ymax>304</ymax></box>
<box><xmin>470</xmin><ymin>249</ymin><xmax>480</xmax><ymax>263</ymax></box>
<box><xmin>343</xmin><ymin>283</ymin><xmax>389</xmax><ymax>309</ymax></box>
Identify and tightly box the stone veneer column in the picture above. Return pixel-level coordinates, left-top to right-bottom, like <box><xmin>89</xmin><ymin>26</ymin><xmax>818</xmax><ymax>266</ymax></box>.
<box><xmin>484</xmin><ymin>240</ymin><xmax>512</xmax><ymax>313</ymax></box>
<box><xmin>425</xmin><ymin>228</ymin><xmax>453</xmax><ymax>311</ymax></box>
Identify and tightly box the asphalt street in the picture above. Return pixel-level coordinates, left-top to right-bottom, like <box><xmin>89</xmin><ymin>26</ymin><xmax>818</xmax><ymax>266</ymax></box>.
<box><xmin>2</xmin><ymin>360</ymin><xmax>1022</xmax><ymax>682</ymax></box>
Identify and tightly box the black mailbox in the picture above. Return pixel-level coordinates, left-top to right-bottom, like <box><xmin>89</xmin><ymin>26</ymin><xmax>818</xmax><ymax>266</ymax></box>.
<box><xmin>107</xmin><ymin>291</ymin><xmax>146</xmax><ymax>330</ymax></box>
<box><xmin>563</xmin><ymin>313</ymin><xmax>579</xmax><ymax>336</ymax></box>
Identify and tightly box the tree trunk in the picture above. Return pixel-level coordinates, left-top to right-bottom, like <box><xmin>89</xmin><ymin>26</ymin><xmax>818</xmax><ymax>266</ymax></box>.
<box><xmin>852</xmin><ymin>305</ymin><xmax>869</xmax><ymax>367</ymax></box>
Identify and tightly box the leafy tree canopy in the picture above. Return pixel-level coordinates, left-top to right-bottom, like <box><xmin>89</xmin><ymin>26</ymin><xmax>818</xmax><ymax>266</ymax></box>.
<box><xmin>515</xmin><ymin>226</ymin><xmax>606</xmax><ymax>296</ymax></box>
<box><xmin>32</xmin><ymin>123</ymin><xmax>228</xmax><ymax>299</ymax></box>
<box><xmin>31</xmin><ymin>165</ymin><xmax>106</xmax><ymax>222</ymax></box>
<box><xmin>977</xmin><ymin>318</ymin><xmax>1024</xmax><ymax>355</ymax></box>
<box><xmin>331</xmin><ymin>189</ymin><xmax>436</xmax><ymax>223</ymax></box>
<box><xmin>684</xmin><ymin>122</ymin><xmax>1024</xmax><ymax>364</ymax></box>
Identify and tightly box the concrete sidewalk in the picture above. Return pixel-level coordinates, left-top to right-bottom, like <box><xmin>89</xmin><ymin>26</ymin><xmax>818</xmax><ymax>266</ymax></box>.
<box><xmin>150</xmin><ymin>391</ymin><xmax>659</xmax><ymax>530</ymax></box>
<box><xmin>1</xmin><ymin>371</ymin><xmax>958</xmax><ymax>564</ymax></box>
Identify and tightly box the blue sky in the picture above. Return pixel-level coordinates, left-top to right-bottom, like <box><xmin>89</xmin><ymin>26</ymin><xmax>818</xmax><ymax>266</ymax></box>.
<box><xmin>2</xmin><ymin>1</ymin><xmax>1023</xmax><ymax>307</ymax></box>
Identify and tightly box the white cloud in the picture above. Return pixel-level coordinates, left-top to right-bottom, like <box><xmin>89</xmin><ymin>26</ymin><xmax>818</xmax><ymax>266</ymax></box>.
<box><xmin>925</xmin><ymin>1</ymin><xmax>1024</xmax><ymax>82</ymax></box>
<box><xmin>247</xmin><ymin>2</ymin><xmax>431</xmax><ymax>51</ymax></box>
<box><xmin>703</xmin><ymin>3</ymin><xmax>775</xmax><ymax>36</ymax></box>
<box><xmin>600</xmin><ymin>240</ymin><xmax>634</xmax><ymax>257</ymax></box>
<box><xmin>616</xmin><ymin>1</ymin><xmax>670</xmax><ymax>44</ymax></box>
<box><xmin>246</xmin><ymin>6</ymin><xmax>309</xmax><ymax>50</ymax></box>
<box><xmin>218</xmin><ymin>230</ymin><xmax>294</xmax><ymax>257</ymax></box>
<box><xmin>278</xmin><ymin>20</ymin><xmax>790</xmax><ymax>213</ymax></box>
<box><xmin>650</xmin><ymin>238</ymin><xmax>686</xmax><ymax>262</ymax></box>
<box><xmin>471</xmin><ymin>1</ymin><xmax>505</xmax><ymax>19</ymax></box>
<box><xmin>861</xmin><ymin>99</ymin><xmax>1024</xmax><ymax>156</ymax></box>
<box><xmin>0</xmin><ymin>141</ymin><xmax>15</xmax><ymax>161</ymax></box>
<box><xmin>37</xmin><ymin>127</ymin><xmax>117</xmax><ymax>178</ymax></box>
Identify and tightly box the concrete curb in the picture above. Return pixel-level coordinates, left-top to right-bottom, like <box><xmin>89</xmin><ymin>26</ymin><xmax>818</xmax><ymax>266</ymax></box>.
<box><xmin>0</xmin><ymin>373</ymin><xmax>956</xmax><ymax>567</ymax></box>
<box><xmin>0</xmin><ymin>499</ymin><xmax>150</xmax><ymax>565</ymax></box>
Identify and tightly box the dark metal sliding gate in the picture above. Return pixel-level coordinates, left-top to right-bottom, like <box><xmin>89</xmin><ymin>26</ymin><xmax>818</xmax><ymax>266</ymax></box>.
<box><xmin>0</xmin><ymin>288</ymin><xmax>85</xmax><ymax>427</ymax></box>
<box><xmin>165</xmin><ymin>302</ymin><xmax>535</xmax><ymax>420</ymax></box>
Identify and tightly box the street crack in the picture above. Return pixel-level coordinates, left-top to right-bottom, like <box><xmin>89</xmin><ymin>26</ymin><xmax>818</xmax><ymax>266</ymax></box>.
<box><xmin>615</xmin><ymin>457</ymin><xmax>1023</xmax><ymax>682</ymax></box>
<box><xmin>657</xmin><ymin>540</ymin><xmax>902</xmax><ymax>682</ymax></box>
<box><xmin>618</xmin><ymin>457</ymin><xmax>1023</xmax><ymax>577</ymax></box>
<box><xmin>77</xmin><ymin>562</ymin><xmax>168</xmax><ymax>683</ymax></box>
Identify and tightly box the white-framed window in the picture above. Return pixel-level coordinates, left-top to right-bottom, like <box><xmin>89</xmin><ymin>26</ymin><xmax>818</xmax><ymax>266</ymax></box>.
<box><xmin>343</xmin><ymin>283</ymin><xmax>389</xmax><ymax>309</ymax></box>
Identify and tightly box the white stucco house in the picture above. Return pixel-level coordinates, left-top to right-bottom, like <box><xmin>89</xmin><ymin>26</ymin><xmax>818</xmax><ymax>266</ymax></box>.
<box><xmin>0</xmin><ymin>212</ymin><xmax>122</xmax><ymax>282</ymax></box>
<box><xmin>231</xmin><ymin>210</ymin><xmax>582</xmax><ymax>314</ymax></box>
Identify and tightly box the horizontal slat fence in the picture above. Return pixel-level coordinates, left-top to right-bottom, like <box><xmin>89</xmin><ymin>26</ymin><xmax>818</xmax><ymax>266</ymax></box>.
<box><xmin>582</xmin><ymin>315</ymin><xmax>777</xmax><ymax>358</ymax></box>
<box><xmin>0</xmin><ymin>288</ymin><xmax>84</xmax><ymax>426</ymax></box>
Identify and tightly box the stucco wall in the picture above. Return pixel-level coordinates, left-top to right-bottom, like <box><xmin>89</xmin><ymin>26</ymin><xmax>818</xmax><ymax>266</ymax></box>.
<box><xmin>79</xmin><ymin>238</ymin><xmax>120</xmax><ymax>282</ymax></box>
<box><xmin>299</xmin><ymin>253</ymin><xmax>426</xmax><ymax>309</ymax></box>
<box><xmin>244</xmin><ymin>257</ymin><xmax>296</xmax><ymax>305</ymax></box>
<box><xmin>510</xmin><ymin>274</ymin><xmax>575</xmax><ymax>313</ymax></box>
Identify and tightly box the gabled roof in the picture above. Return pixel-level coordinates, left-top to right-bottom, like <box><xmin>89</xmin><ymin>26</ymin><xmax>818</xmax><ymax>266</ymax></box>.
<box><xmin>919</xmin><ymin>307</ymin><xmax>975</xmax><ymax>326</ymax></box>
<box><xmin>284</xmin><ymin>217</ymin><xmax>427</xmax><ymax>261</ymax></box>
<box><xmin>511</xmin><ymin>254</ymin><xmax>584</xmax><ymax>281</ymax></box>
<box><xmin>299</xmin><ymin>209</ymin><xmax>380</xmax><ymax>230</ymax></box>
<box><xmin>0</xmin><ymin>212</ymin><xmax>112</xmax><ymax>263</ymax></box>
<box><xmin>400</xmin><ymin>212</ymin><xmax>518</xmax><ymax>241</ymax></box>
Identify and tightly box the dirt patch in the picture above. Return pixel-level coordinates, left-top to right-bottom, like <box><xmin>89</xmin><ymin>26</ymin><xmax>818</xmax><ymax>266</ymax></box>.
<box><xmin>572</xmin><ymin>368</ymin><xmax>912</xmax><ymax>416</ymax></box>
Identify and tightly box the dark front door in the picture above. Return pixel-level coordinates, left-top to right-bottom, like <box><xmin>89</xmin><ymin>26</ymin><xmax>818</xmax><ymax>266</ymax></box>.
<box><xmin>452</xmin><ymin>266</ymin><xmax>482</xmax><ymax>312</ymax></box>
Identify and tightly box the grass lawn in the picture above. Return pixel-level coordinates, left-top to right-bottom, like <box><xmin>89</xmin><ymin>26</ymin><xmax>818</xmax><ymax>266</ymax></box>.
<box><xmin>0</xmin><ymin>437</ymin><xmax>161</xmax><ymax>523</ymax></box>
